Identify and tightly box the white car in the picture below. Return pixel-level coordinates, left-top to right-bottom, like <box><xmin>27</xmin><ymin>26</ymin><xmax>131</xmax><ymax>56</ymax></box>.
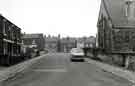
<box><xmin>70</xmin><ymin>48</ymin><xmax>85</xmax><ymax>62</ymax></box>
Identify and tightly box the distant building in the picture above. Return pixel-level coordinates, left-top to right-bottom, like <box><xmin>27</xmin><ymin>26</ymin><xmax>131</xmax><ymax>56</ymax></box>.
<box><xmin>45</xmin><ymin>35</ymin><xmax>95</xmax><ymax>53</ymax></box>
<box><xmin>77</xmin><ymin>36</ymin><xmax>96</xmax><ymax>48</ymax></box>
<box><xmin>44</xmin><ymin>35</ymin><xmax>59</xmax><ymax>52</ymax></box>
<box><xmin>22</xmin><ymin>33</ymin><xmax>45</xmax><ymax>53</ymax></box>
<box><xmin>60</xmin><ymin>37</ymin><xmax>77</xmax><ymax>53</ymax></box>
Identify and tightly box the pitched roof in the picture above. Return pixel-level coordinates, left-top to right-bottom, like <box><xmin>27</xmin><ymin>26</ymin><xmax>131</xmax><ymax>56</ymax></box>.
<box><xmin>103</xmin><ymin>0</ymin><xmax>135</xmax><ymax>27</ymax></box>
<box><xmin>0</xmin><ymin>15</ymin><xmax>21</xmax><ymax>30</ymax></box>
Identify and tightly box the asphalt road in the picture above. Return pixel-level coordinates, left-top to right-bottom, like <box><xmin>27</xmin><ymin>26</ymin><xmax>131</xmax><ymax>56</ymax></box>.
<box><xmin>1</xmin><ymin>53</ymin><xmax>132</xmax><ymax>86</ymax></box>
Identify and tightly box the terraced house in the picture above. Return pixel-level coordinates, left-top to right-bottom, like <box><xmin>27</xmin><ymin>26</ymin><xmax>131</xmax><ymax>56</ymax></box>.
<box><xmin>0</xmin><ymin>15</ymin><xmax>22</xmax><ymax>65</ymax></box>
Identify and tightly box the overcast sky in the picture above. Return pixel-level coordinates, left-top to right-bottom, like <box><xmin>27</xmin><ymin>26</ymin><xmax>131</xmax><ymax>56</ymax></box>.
<box><xmin>0</xmin><ymin>0</ymin><xmax>101</xmax><ymax>37</ymax></box>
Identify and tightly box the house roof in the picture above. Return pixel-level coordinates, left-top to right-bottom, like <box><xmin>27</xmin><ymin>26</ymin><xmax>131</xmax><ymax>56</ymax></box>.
<box><xmin>103</xmin><ymin>0</ymin><xmax>135</xmax><ymax>27</ymax></box>
<box><xmin>0</xmin><ymin>15</ymin><xmax>21</xmax><ymax>30</ymax></box>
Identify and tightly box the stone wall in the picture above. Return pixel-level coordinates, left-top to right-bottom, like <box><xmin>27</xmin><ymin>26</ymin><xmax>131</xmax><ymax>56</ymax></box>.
<box><xmin>88</xmin><ymin>52</ymin><xmax>135</xmax><ymax>71</ymax></box>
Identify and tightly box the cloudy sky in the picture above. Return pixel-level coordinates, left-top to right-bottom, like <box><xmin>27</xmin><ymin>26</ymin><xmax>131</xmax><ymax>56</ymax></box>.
<box><xmin>0</xmin><ymin>0</ymin><xmax>101</xmax><ymax>37</ymax></box>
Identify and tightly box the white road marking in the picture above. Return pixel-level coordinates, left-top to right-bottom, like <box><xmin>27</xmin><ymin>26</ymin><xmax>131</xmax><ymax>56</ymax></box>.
<box><xmin>33</xmin><ymin>68</ymin><xmax>67</xmax><ymax>72</ymax></box>
<box><xmin>43</xmin><ymin>66</ymin><xmax>66</xmax><ymax>68</ymax></box>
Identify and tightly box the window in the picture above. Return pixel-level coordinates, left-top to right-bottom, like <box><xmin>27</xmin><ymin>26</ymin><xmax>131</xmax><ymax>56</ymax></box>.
<box><xmin>32</xmin><ymin>40</ymin><xmax>36</xmax><ymax>45</ymax></box>
<box><xmin>125</xmin><ymin>0</ymin><xmax>130</xmax><ymax>17</ymax></box>
<box><xmin>3</xmin><ymin>42</ymin><xmax>7</xmax><ymax>55</ymax></box>
<box><xmin>134</xmin><ymin>7</ymin><xmax>135</xmax><ymax>17</ymax></box>
<box><xmin>125</xmin><ymin>0</ymin><xmax>135</xmax><ymax>19</ymax></box>
<box><xmin>3</xmin><ymin>20</ymin><xmax>6</xmax><ymax>34</ymax></box>
<box><xmin>0</xmin><ymin>40</ymin><xmax>3</xmax><ymax>54</ymax></box>
<box><xmin>125</xmin><ymin>4</ymin><xmax>130</xmax><ymax>17</ymax></box>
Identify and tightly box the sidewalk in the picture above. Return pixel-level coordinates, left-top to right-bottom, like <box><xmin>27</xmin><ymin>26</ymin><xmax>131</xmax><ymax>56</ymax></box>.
<box><xmin>0</xmin><ymin>54</ymin><xmax>47</xmax><ymax>83</ymax></box>
<box><xmin>85</xmin><ymin>58</ymin><xmax>135</xmax><ymax>84</ymax></box>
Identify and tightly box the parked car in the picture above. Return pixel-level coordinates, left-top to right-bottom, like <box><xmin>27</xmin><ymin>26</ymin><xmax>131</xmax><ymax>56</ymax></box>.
<box><xmin>70</xmin><ymin>48</ymin><xmax>85</xmax><ymax>62</ymax></box>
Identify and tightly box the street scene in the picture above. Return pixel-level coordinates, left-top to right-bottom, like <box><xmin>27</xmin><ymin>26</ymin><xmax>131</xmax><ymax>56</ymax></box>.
<box><xmin>0</xmin><ymin>0</ymin><xmax>135</xmax><ymax>86</ymax></box>
<box><xmin>1</xmin><ymin>53</ymin><xmax>132</xmax><ymax>86</ymax></box>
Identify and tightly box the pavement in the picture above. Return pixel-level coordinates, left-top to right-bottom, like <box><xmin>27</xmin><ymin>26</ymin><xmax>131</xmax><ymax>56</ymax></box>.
<box><xmin>85</xmin><ymin>58</ymin><xmax>135</xmax><ymax>85</ymax></box>
<box><xmin>0</xmin><ymin>54</ymin><xmax>47</xmax><ymax>83</ymax></box>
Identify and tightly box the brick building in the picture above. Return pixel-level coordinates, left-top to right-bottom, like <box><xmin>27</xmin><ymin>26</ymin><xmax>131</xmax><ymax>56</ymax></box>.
<box><xmin>97</xmin><ymin>0</ymin><xmax>135</xmax><ymax>68</ymax></box>
<box><xmin>44</xmin><ymin>35</ymin><xmax>77</xmax><ymax>53</ymax></box>
<box><xmin>60</xmin><ymin>37</ymin><xmax>77</xmax><ymax>53</ymax></box>
<box><xmin>77</xmin><ymin>36</ymin><xmax>96</xmax><ymax>48</ymax></box>
<box><xmin>22</xmin><ymin>33</ymin><xmax>45</xmax><ymax>53</ymax></box>
<box><xmin>0</xmin><ymin>15</ymin><xmax>22</xmax><ymax>65</ymax></box>
<box><xmin>44</xmin><ymin>35</ymin><xmax>59</xmax><ymax>52</ymax></box>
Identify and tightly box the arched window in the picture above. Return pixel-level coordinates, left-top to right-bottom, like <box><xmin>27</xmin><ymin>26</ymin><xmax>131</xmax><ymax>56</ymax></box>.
<box><xmin>125</xmin><ymin>0</ymin><xmax>131</xmax><ymax>17</ymax></box>
<box><xmin>125</xmin><ymin>0</ymin><xmax>135</xmax><ymax>19</ymax></box>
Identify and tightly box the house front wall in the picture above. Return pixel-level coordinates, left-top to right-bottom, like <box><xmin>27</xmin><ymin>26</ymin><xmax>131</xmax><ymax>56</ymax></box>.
<box><xmin>23</xmin><ymin>37</ymin><xmax>44</xmax><ymax>51</ymax></box>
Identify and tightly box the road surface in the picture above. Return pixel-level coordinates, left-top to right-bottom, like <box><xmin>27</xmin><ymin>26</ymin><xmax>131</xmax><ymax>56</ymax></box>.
<box><xmin>1</xmin><ymin>53</ymin><xmax>132</xmax><ymax>86</ymax></box>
